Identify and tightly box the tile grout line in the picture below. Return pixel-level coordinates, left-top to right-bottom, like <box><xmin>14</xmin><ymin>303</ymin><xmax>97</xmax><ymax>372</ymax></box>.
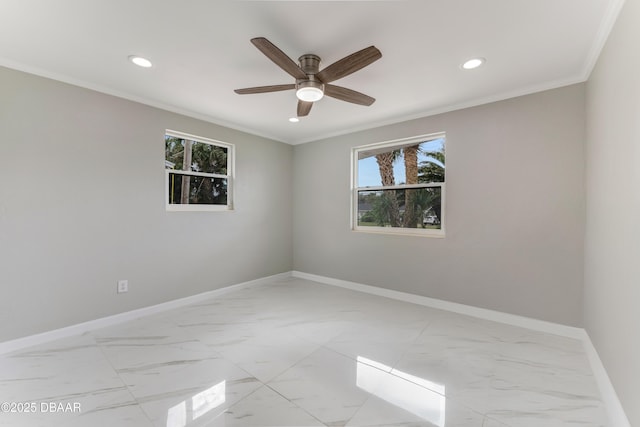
<box><xmin>262</xmin><ymin>382</ymin><xmax>330</xmax><ymax>427</ymax></box>
<box><xmin>91</xmin><ymin>331</ymin><xmax>156</xmax><ymax>426</ymax></box>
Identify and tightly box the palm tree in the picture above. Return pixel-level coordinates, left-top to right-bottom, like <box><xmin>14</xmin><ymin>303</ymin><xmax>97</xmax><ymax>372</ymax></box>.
<box><xmin>418</xmin><ymin>149</ymin><xmax>445</xmax><ymax>183</ymax></box>
<box><xmin>375</xmin><ymin>151</ymin><xmax>401</xmax><ymax>226</ymax></box>
<box><xmin>402</xmin><ymin>144</ymin><xmax>420</xmax><ymax>228</ymax></box>
<box><xmin>418</xmin><ymin>148</ymin><xmax>445</xmax><ymax>223</ymax></box>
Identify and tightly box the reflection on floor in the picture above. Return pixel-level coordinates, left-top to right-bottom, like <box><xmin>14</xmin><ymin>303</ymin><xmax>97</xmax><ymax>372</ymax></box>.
<box><xmin>0</xmin><ymin>277</ymin><xmax>606</xmax><ymax>427</ymax></box>
<box><xmin>356</xmin><ymin>356</ymin><xmax>446</xmax><ymax>426</ymax></box>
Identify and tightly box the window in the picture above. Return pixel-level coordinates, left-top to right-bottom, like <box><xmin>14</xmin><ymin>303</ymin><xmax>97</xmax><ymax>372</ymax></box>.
<box><xmin>165</xmin><ymin>130</ymin><xmax>234</xmax><ymax>211</ymax></box>
<box><xmin>352</xmin><ymin>133</ymin><xmax>445</xmax><ymax>236</ymax></box>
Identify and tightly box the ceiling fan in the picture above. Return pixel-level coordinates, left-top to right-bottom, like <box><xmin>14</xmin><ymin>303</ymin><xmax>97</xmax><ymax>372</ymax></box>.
<box><xmin>234</xmin><ymin>37</ymin><xmax>382</xmax><ymax>117</ymax></box>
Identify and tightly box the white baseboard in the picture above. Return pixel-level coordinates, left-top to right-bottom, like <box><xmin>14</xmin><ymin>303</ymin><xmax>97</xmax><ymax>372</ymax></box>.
<box><xmin>583</xmin><ymin>334</ymin><xmax>631</xmax><ymax>427</ymax></box>
<box><xmin>0</xmin><ymin>272</ymin><xmax>291</xmax><ymax>355</ymax></box>
<box><xmin>291</xmin><ymin>271</ymin><xmax>584</xmax><ymax>339</ymax></box>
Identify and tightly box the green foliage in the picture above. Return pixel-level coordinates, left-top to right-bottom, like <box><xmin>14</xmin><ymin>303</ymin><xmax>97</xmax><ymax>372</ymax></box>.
<box><xmin>371</xmin><ymin>191</ymin><xmax>398</xmax><ymax>226</ymax></box>
<box><xmin>418</xmin><ymin>149</ymin><xmax>445</xmax><ymax>184</ymax></box>
<box><xmin>165</xmin><ymin>136</ymin><xmax>228</xmax><ymax>205</ymax></box>
<box><xmin>360</xmin><ymin>211</ymin><xmax>375</xmax><ymax>223</ymax></box>
<box><xmin>165</xmin><ymin>136</ymin><xmax>184</xmax><ymax>169</ymax></box>
<box><xmin>191</xmin><ymin>141</ymin><xmax>227</xmax><ymax>175</ymax></box>
<box><xmin>416</xmin><ymin>148</ymin><xmax>445</xmax><ymax>223</ymax></box>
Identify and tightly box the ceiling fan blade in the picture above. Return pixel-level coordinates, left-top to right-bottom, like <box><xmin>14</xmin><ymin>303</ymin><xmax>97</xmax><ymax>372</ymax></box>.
<box><xmin>316</xmin><ymin>46</ymin><xmax>382</xmax><ymax>83</ymax></box>
<box><xmin>234</xmin><ymin>84</ymin><xmax>295</xmax><ymax>94</ymax></box>
<box><xmin>297</xmin><ymin>100</ymin><xmax>313</xmax><ymax>117</ymax></box>
<box><xmin>324</xmin><ymin>84</ymin><xmax>375</xmax><ymax>106</ymax></box>
<box><xmin>251</xmin><ymin>37</ymin><xmax>307</xmax><ymax>80</ymax></box>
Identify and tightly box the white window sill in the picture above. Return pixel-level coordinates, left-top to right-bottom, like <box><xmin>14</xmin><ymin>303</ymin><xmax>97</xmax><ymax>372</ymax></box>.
<box><xmin>166</xmin><ymin>205</ymin><xmax>233</xmax><ymax>212</ymax></box>
<box><xmin>352</xmin><ymin>226</ymin><xmax>445</xmax><ymax>238</ymax></box>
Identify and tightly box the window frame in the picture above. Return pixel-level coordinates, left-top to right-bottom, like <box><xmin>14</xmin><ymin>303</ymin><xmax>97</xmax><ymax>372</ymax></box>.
<box><xmin>351</xmin><ymin>132</ymin><xmax>446</xmax><ymax>237</ymax></box>
<box><xmin>165</xmin><ymin>129</ymin><xmax>235</xmax><ymax>212</ymax></box>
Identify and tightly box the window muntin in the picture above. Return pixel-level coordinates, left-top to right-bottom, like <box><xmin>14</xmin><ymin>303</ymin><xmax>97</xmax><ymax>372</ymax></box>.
<box><xmin>352</xmin><ymin>134</ymin><xmax>445</xmax><ymax>236</ymax></box>
<box><xmin>165</xmin><ymin>130</ymin><xmax>234</xmax><ymax>211</ymax></box>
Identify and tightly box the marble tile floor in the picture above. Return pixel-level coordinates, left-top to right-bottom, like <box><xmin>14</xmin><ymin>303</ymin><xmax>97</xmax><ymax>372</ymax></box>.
<box><xmin>0</xmin><ymin>277</ymin><xmax>607</xmax><ymax>427</ymax></box>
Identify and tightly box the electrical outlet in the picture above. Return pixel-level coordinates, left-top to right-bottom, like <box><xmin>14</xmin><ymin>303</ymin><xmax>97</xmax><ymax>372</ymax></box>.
<box><xmin>117</xmin><ymin>279</ymin><xmax>128</xmax><ymax>293</ymax></box>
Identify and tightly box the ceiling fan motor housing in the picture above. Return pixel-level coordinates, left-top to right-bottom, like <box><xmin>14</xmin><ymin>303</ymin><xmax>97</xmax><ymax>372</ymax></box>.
<box><xmin>296</xmin><ymin>54</ymin><xmax>324</xmax><ymax>101</ymax></box>
<box><xmin>298</xmin><ymin>54</ymin><xmax>321</xmax><ymax>74</ymax></box>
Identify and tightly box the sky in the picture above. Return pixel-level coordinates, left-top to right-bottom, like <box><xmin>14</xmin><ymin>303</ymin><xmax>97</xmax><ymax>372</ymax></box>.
<box><xmin>357</xmin><ymin>138</ymin><xmax>444</xmax><ymax>187</ymax></box>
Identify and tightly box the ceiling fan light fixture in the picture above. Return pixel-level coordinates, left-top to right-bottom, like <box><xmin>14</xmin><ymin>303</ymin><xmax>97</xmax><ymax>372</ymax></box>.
<box><xmin>296</xmin><ymin>86</ymin><xmax>324</xmax><ymax>102</ymax></box>
<box><xmin>296</xmin><ymin>80</ymin><xmax>324</xmax><ymax>102</ymax></box>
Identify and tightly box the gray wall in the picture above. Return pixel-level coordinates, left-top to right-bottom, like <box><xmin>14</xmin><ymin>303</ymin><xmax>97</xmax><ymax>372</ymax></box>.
<box><xmin>293</xmin><ymin>84</ymin><xmax>586</xmax><ymax>326</ymax></box>
<box><xmin>0</xmin><ymin>66</ymin><xmax>293</xmax><ymax>342</ymax></box>
<box><xmin>585</xmin><ymin>0</ymin><xmax>640</xmax><ymax>423</ymax></box>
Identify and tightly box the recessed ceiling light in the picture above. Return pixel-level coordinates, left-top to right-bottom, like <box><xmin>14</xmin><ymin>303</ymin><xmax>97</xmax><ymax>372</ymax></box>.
<box><xmin>289</xmin><ymin>117</ymin><xmax>300</xmax><ymax>123</ymax></box>
<box><xmin>462</xmin><ymin>57</ymin><xmax>485</xmax><ymax>70</ymax></box>
<box><xmin>128</xmin><ymin>55</ymin><xmax>152</xmax><ymax>68</ymax></box>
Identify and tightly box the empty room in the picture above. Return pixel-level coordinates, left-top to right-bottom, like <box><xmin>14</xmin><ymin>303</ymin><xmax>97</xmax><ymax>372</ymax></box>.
<box><xmin>0</xmin><ymin>1</ymin><xmax>637</xmax><ymax>426</ymax></box>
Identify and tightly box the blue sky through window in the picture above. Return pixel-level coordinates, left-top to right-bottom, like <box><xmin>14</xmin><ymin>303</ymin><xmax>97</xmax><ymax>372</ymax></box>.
<box><xmin>357</xmin><ymin>138</ymin><xmax>444</xmax><ymax>187</ymax></box>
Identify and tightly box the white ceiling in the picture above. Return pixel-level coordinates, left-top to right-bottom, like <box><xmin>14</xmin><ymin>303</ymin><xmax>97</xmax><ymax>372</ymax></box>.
<box><xmin>0</xmin><ymin>0</ymin><xmax>622</xmax><ymax>145</ymax></box>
